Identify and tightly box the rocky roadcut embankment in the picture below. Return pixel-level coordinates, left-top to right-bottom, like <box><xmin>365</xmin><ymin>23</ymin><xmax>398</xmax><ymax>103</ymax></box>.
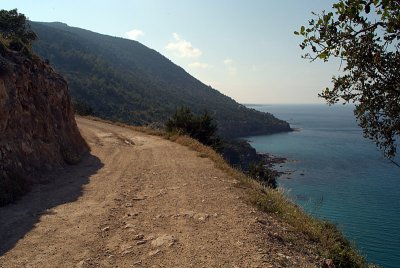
<box><xmin>0</xmin><ymin>118</ymin><xmax>322</xmax><ymax>267</ymax></box>
<box><xmin>0</xmin><ymin>48</ymin><xmax>87</xmax><ymax>205</ymax></box>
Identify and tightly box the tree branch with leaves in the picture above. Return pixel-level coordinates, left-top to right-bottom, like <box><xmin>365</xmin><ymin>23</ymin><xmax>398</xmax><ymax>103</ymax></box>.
<box><xmin>296</xmin><ymin>0</ymin><xmax>400</xmax><ymax>159</ymax></box>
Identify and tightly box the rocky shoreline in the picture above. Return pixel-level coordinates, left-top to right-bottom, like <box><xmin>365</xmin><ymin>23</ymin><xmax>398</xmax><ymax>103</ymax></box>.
<box><xmin>261</xmin><ymin>153</ymin><xmax>287</xmax><ymax>167</ymax></box>
<box><xmin>262</xmin><ymin>153</ymin><xmax>303</xmax><ymax>179</ymax></box>
<box><xmin>219</xmin><ymin>139</ymin><xmax>289</xmax><ymax>178</ymax></box>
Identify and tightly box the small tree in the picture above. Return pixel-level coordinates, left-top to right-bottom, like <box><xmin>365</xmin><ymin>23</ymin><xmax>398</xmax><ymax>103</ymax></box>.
<box><xmin>166</xmin><ymin>107</ymin><xmax>219</xmax><ymax>146</ymax></box>
<box><xmin>0</xmin><ymin>9</ymin><xmax>37</xmax><ymax>51</ymax></box>
<box><xmin>191</xmin><ymin>111</ymin><xmax>218</xmax><ymax>146</ymax></box>
<box><xmin>296</xmin><ymin>0</ymin><xmax>400</xmax><ymax>159</ymax></box>
<box><xmin>166</xmin><ymin>107</ymin><xmax>195</xmax><ymax>134</ymax></box>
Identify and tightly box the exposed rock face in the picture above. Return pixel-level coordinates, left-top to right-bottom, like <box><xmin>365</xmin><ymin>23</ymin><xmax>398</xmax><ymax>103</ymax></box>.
<box><xmin>219</xmin><ymin>139</ymin><xmax>263</xmax><ymax>170</ymax></box>
<box><xmin>0</xmin><ymin>48</ymin><xmax>88</xmax><ymax>205</ymax></box>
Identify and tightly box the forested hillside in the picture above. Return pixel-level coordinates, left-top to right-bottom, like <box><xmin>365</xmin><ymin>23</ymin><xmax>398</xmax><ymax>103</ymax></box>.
<box><xmin>31</xmin><ymin>22</ymin><xmax>291</xmax><ymax>138</ymax></box>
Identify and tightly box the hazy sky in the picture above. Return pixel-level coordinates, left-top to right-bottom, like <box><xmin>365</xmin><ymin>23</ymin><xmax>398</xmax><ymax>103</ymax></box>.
<box><xmin>2</xmin><ymin>0</ymin><xmax>340</xmax><ymax>104</ymax></box>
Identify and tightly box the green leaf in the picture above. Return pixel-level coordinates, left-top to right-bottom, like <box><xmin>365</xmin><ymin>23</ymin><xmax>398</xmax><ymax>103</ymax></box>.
<box><xmin>318</xmin><ymin>51</ymin><xmax>329</xmax><ymax>59</ymax></box>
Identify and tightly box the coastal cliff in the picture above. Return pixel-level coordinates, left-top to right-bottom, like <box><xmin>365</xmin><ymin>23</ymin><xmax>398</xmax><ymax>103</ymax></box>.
<box><xmin>0</xmin><ymin>45</ymin><xmax>88</xmax><ymax>205</ymax></box>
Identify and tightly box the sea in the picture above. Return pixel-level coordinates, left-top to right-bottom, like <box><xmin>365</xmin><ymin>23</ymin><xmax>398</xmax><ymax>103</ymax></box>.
<box><xmin>245</xmin><ymin>104</ymin><xmax>400</xmax><ymax>268</ymax></box>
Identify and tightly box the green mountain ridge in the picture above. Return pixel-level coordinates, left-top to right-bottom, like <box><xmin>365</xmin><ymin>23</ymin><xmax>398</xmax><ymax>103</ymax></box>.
<box><xmin>31</xmin><ymin>21</ymin><xmax>291</xmax><ymax>138</ymax></box>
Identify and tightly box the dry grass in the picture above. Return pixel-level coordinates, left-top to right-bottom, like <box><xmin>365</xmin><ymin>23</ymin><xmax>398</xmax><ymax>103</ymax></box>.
<box><xmin>82</xmin><ymin>116</ymin><xmax>369</xmax><ymax>267</ymax></box>
<box><xmin>168</xmin><ymin>134</ymin><xmax>368</xmax><ymax>267</ymax></box>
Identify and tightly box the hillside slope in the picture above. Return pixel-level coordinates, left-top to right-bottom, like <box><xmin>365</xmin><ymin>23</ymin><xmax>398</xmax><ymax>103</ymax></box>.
<box><xmin>0</xmin><ymin>117</ymin><xmax>320</xmax><ymax>267</ymax></box>
<box><xmin>30</xmin><ymin>22</ymin><xmax>291</xmax><ymax>138</ymax></box>
<box><xmin>0</xmin><ymin>41</ymin><xmax>87</xmax><ymax>205</ymax></box>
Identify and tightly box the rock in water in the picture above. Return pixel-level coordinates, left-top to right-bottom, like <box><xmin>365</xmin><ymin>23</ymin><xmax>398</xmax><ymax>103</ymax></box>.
<box><xmin>0</xmin><ymin>47</ymin><xmax>88</xmax><ymax>205</ymax></box>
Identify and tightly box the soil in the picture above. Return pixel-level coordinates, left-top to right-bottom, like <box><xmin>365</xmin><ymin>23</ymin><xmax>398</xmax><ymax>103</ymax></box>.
<box><xmin>0</xmin><ymin>117</ymin><xmax>320</xmax><ymax>267</ymax></box>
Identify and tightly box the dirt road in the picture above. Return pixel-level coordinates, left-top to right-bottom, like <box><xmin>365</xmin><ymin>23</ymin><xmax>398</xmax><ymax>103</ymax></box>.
<box><xmin>0</xmin><ymin>117</ymin><xmax>318</xmax><ymax>267</ymax></box>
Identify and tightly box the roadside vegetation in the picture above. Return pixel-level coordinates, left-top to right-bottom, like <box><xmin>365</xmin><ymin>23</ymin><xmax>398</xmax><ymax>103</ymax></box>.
<box><xmin>165</xmin><ymin>107</ymin><xmax>220</xmax><ymax>147</ymax></box>
<box><xmin>0</xmin><ymin>9</ymin><xmax>36</xmax><ymax>56</ymax></box>
<box><xmin>164</xmin><ymin>107</ymin><xmax>278</xmax><ymax>189</ymax></box>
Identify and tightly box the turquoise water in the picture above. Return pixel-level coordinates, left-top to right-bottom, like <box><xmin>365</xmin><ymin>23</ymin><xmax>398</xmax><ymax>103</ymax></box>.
<box><xmin>246</xmin><ymin>104</ymin><xmax>400</xmax><ymax>268</ymax></box>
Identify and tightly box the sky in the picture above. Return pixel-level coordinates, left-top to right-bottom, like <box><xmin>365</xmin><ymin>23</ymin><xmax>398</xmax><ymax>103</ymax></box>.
<box><xmin>2</xmin><ymin>0</ymin><xmax>340</xmax><ymax>104</ymax></box>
